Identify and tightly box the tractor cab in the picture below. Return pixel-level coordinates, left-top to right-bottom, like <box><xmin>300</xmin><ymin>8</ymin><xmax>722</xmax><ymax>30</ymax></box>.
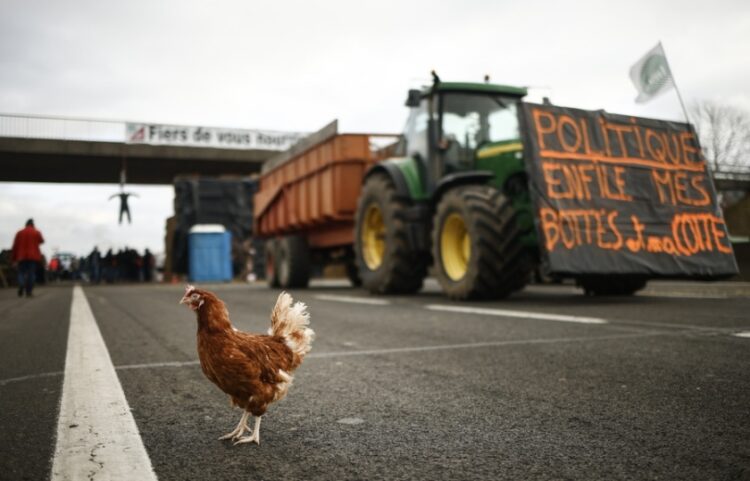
<box><xmin>401</xmin><ymin>79</ymin><xmax>527</xmax><ymax>193</ymax></box>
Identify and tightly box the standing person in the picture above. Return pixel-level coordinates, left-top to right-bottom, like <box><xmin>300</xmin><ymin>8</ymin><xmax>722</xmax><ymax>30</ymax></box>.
<box><xmin>142</xmin><ymin>248</ymin><xmax>154</xmax><ymax>282</ymax></box>
<box><xmin>88</xmin><ymin>247</ymin><xmax>102</xmax><ymax>284</ymax></box>
<box><xmin>11</xmin><ymin>219</ymin><xmax>45</xmax><ymax>297</ymax></box>
<box><xmin>103</xmin><ymin>249</ymin><xmax>114</xmax><ymax>283</ymax></box>
<box><xmin>134</xmin><ymin>251</ymin><xmax>143</xmax><ymax>282</ymax></box>
<box><xmin>48</xmin><ymin>256</ymin><xmax>60</xmax><ymax>282</ymax></box>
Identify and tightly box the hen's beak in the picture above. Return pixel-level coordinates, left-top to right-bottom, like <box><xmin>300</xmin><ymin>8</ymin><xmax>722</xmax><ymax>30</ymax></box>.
<box><xmin>180</xmin><ymin>284</ymin><xmax>196</xmax><ymax>306</ymax></box>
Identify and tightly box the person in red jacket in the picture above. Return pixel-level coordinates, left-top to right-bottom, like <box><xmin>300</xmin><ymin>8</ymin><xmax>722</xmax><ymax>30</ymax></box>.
<box><xmin>12</xmin><ymin>219</ymin><xmax>45</xmax><ymax>297</ymax></box>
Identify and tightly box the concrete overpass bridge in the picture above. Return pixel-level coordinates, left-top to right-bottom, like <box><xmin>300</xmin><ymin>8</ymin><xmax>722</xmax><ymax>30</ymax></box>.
<box><xmin>0</xmin><ymin>113</ymin><xmax>306</xmax><ymax>184</ymax></box>
<box><xmin>1</xmin><ymin>113</ymin><xmax>748</xmax><ymax>191</ymax></box>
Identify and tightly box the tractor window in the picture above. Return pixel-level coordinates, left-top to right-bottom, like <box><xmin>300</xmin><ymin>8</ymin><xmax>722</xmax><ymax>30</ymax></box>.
<box><xmin>487</xmin><ymin>102</ymin><xmax>519</xmax><ymax>142</ymax></box>
<box><xmin>402</xmin><ymin>99</ymin><xmax>430</xmax><ymax>160</ymax></box>
<box><xmin>441</xmin><ymin>93</ymin><xmax>520</xmax><ymax>169</ymax></box>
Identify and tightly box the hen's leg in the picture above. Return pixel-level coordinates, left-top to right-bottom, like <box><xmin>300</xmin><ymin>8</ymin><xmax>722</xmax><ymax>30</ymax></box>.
<box><xmin>219</xmin><ymin>411</ymin><xmax>250</xmax><ymax>441</ymax></box>
<box><xmin>234</xmin><ymin>416</ymin><xmax>261</xmax><ymax>445</ymax></box>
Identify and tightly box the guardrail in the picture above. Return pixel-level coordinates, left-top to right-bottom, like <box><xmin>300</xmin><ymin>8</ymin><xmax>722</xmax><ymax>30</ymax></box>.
<box><xmin>0</xmin><ymin>113</ymin><xmax>307</xmax><ymax>151</ymax></box>
<box><xmin>714</xmin><ymin>169</ymin><xmax>750</xmax><ymax>190</ymax></box>
<box><xmin>0</xmin><ymin>113</ymin><xmax>126</xmax><ymax>142</ymax></box>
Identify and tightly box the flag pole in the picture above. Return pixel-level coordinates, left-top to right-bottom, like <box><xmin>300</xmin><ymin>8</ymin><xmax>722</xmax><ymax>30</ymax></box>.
<box><xmin>660</xmin><ymin>42</ymin><xmax>724</xmax><ymax>212</ymax></box>
<box><xmin>659</xmin><ymin>41</ymin><xmax>691</xmax><ymax>125</ymax></box>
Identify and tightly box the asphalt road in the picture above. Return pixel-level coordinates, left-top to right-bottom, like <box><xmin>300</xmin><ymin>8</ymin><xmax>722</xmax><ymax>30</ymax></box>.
<box><xmin>1</xmin><ymin>280</ymin><xmax>750</xmax><ymax>481</ymax></box>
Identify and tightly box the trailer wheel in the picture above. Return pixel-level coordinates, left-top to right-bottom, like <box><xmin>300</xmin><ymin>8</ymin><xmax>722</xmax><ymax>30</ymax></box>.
<box><xmin>577</xmin><ymin>276</ymin><xmax>648</xmax><ymax>296</ymax></box>
<box><xmin>432</xmin><ymin>186</ymin><xmax>534</xmax><ymax>300</ymax></box>
<box><xmin>354</xmin><ymin>174</ymin><xmax>427</xmax><ymax>294</ymax></box>
<box><xmin>265</xmin><ymin>239</ymin><xmax>280</xmax><ymax>288</ymax></box>
<box><xmin>277</xmin><ymin>235</ymin><xmax>310</xmax><ymax>288</ymax></box>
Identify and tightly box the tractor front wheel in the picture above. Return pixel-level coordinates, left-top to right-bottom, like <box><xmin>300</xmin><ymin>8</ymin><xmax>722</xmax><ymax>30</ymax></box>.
<box><xmin>432</xmin><ymin>186</ymin><xmax>534</xmax><ymax>300</ymax></box>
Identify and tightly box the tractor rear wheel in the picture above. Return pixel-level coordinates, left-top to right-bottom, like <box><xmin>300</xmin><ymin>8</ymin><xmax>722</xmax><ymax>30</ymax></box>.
<box><xmin>577</xmin><ymin>276</ymin><xmax>647</xmax><ymax>296</ymax></box>
<box><xmin>354</xmin><ymin>174</ymin><xmax>428</xmax><ymax>294</ymax></box>
<box><xmin>277</xmin><ymin>235</ymin><xmax>310</xmax><ymax>288</ymax></box>
<box><xmin>432</xmin><ymin>185</ymin><xmax>534</xmax><ymax>300</ymax></box>
<box><xmin>345</xmin><ymin>259</ymin><xmax>362</xmax><ymax>287</ymax></box>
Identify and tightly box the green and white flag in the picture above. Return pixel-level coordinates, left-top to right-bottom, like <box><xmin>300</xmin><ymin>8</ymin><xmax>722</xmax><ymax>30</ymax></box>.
<box><xmin>629</xmin><ymin>43</ymin><xmax>674</xmax><ymax>103</ymax></box>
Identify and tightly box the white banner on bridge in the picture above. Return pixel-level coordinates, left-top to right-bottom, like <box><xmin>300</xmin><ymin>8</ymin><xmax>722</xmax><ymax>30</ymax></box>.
<box><xmin>126</xmin><ymin>123</ymin><xmax>306</xmax><ymax>151</ymax></box>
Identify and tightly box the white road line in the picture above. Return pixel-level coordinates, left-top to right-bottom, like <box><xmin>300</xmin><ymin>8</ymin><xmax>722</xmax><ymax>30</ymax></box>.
<box><xmin>52</xmin><ymin>286</ymin><xmax>157</xmax><ymax>481</ymax></box>
<box><xmin>306</xmin><ymin>331</ymin><xmax>662</xmax><ymax>358</ymax></box>
<box><xmin>117</xmin><ymin>360</ymin><xmax>200</xmax><ymax>371</ymax></box>
<box><xmin>112</xmin><ymin>332</ymin><xmax>666</xmax><ymax>368</ymax></box>
<box><xmin>315</xmin><ymin>294</ymin><xmax>391</xmax><ymax>306</ymax></box>
<box><xmin>425</xmin><ymin>304</ymin><xmax>607</xmax><ymax>324</ymax></box>
<box><xmin>733</xmin><ymin>331</ymin><xmax>750</xmax><ymax>338</ymax></box>
<box><xmin>0</xmin><ymin>370</ymin><xmax>63</xmax><ymax>387</ymax></box>
<box><xmin>638</xmin><ymin>292</ymin><xmax>731</xmax><ymax>300</ymax></box>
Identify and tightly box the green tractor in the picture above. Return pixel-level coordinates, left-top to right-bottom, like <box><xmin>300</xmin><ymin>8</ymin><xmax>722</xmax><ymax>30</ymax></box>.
<box><xmin>354</xmin><ymin>73</ymin><xmax>540</xmax><ymax>299</ymax></box>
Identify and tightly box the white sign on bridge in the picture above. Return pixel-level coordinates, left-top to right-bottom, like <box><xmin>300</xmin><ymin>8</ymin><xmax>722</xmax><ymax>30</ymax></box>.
<box><xmin>126</xmin><ymin>123</ymin><xmax>306</xmax><ymax>151</ymax></box>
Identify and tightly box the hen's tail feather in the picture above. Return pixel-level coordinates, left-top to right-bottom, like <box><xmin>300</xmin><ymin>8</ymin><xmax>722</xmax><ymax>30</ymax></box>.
<box><xmin>268</xmin><ymin>292</ymin><xmax>314</xmax><ymax>358</ymax></box>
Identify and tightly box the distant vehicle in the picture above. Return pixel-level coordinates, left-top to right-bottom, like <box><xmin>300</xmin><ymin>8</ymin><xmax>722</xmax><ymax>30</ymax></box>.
<box><xmin>50</xmin><ymin>252</ymin><xmax>76</xmax><ymax>279</ymax></box>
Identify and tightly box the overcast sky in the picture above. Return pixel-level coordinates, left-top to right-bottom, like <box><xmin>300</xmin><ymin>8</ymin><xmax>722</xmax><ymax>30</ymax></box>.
<box><xmin>1</xmin><ymin>0</ymin><xmax>749</xmax><ymax>259</ymax></box>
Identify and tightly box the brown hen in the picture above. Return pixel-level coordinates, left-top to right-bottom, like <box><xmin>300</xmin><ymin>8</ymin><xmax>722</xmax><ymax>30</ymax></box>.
<box><xmin>180</xmin><ymin>286</ymin><xmax>314</xmax><ymax>445</ymax></box>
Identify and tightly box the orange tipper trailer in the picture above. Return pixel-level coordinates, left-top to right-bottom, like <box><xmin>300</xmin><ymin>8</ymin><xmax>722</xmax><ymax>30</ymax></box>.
<box><xmin>253</xmin><ymin>120</ymin><xmax>397</xmax><ymax>287</ymax></box>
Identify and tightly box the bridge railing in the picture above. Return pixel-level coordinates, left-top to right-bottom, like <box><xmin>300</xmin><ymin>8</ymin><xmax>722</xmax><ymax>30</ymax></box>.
<box><xmin>0</xmin><ymin>113</ymin><xmax>125</xmax><ymax>142</ymax></box>
<box><xmin>715</xmin><ymin>162</ymin><xmax>750</xmax><ymax>175</ymax></box>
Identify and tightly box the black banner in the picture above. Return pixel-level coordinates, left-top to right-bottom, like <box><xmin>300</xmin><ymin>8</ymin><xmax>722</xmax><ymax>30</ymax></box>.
<box><xmin>519</xmin><ymin>102</ymin><xmax>738</xmax><ymax>278</ymax></box>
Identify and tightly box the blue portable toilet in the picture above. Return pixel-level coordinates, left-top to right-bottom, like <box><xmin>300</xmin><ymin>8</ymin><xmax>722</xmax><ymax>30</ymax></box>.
<box><xmin>188</xmin><ymin>224</ymin><xmax>232</xmax><ymax>282</ymax></box>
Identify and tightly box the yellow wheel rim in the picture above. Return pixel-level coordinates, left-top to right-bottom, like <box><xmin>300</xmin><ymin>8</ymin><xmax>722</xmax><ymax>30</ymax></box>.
<box><xmin>441</xmin><ymin>213</ymin><xmax>470</xmax><ymax>281</ymax></box>
<box><xmin>362</xmin><ymin>203</ymin><xmax>385</xmax><ymax>270</ymax></box>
